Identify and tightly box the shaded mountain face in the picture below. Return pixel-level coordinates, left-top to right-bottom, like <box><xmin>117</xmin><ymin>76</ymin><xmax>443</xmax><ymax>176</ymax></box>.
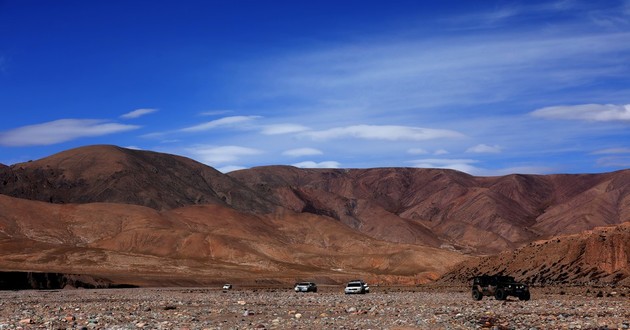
<box><xmin>230</xmin><ymin>166</ymin><xmax>630</xmax><ymax>254</ymax></box>
<box><xmin>438</xmin><ymin>222</ymin><xmax>630</xmax><ymax>286</ymax></box>
<box><xmin>0</xmin><ymin>145</ymin><xmax>274</xmax><ymax>212</ymax></box>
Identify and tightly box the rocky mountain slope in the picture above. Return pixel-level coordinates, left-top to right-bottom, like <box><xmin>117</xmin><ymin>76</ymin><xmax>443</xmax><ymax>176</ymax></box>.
<box><xmin>0</xmin><ymin>145</ymin><xmax>629</xmax><ymax>286</ymax></box>
<box><xmin>230</xmin><ymin>166</ymin><xmax>630</xmax><ymax>254</ymax></box>
<box><xmin>0</xmin><ymin>145</ymin><xmax>274</xmax><ymax>212</ymax></box>
<box><xmin>438</xmin><ymin>222</ymin><xmax>630</xmax><ymax>286</ymax></box>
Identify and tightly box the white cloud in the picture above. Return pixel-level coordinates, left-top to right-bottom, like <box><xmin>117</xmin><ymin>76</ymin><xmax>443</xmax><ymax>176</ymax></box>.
<box><xmin>592</xmin><ymin>147</ymin><xmax>630</xmax><ymax>168</ymax></box>
<box><xmin>124</xmin><ymin>145</ymin><xmax>142</xmax><ymax>150</ymax></box>
<box><xmin>466</xmin><ymin>144</ymin><xmax>502</xmax><ymax>153</ymax></box>
<box><xmin>261</xmin><ymin>124</ymin><xmax>310</xmax><ymax>135</ymax></box>
<box><xmin>531</xmin><ymin>104</ymin><xmax>630</xmax><ymax>122</ymax></box>
<box><xmin>434</xmin><ymin>149</ymin><xmax>450</xmax><ymax>155</ymax></box>
<box><xmin>199</xmin><ymin>110</ymin><xmax>233</xmax><ymax>116</ymax></box>
<box><xmin>0</xmin><ymin>119</ymin><xmax>139</xmax><ymax>146</ymax></box>
<box><xmin>186</xmin><ymin>145</ymin><xmax>263</xmax><ymax>166</ymax></box>
<box><xmin>252</xmin><ymin>28</ymin><xmax>630</xmax><ymax>119</ymax></box>
<box><xmin>596</xmin><ymin>156</ymin><xmax>630</xmax><ymax>167</ymax></box>
<box><xmin>408</xmin><ymin>158</ymin><xmax>552</xmax><ymax>176</ymax></box>
<box><xmin>303</xmin><ymin>125</ymin><xmax>464</xmax><ymax>141</ymax></box>
<box><xmin>180</xmin><ymin>116</ymin><xmax>261</xmax><ymax>132</ymax></box>
<box><xmin>409</xmin><ymin>158</ymin><xmax>478</xmax><ymax>166</ymax></box>
<box><xmin>120</xmin><ymin>108</ymin><xmax>157</xmax><ymax>119</ymax></box>
<box><xmin>292</xmin><ymin>160</ymin><xmax>341</xmax><ymax>169</ymax></box>
<box><xmin>591</xmin><ymin>148</ymin><xmax>630</xmax><ymax>154</ymax></box>
<box><xmin>217</xmin><ymin>165</ymin><xmax>247</xmax><ymax>173</ymax></box>
<box><xmin>282</xmin><ymin>147</ymin><xmax>323</xmax><ymax>157</ymax></box>
<box><xmin>407</xmin><ymin>148</ymin><xmax>428</xmax><ymax>155</ymax></box>
<box><xmin>409</xmin><ymin>158</ymin><xmax>481</xmax><ymax>174</ymax></box>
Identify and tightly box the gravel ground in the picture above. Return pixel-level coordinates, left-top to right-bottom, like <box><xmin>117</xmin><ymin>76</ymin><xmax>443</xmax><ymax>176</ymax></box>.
<box><xmin>0</xmin><ymin>287</ymin><xmax>629</xmax><ymax>330</ymax></box>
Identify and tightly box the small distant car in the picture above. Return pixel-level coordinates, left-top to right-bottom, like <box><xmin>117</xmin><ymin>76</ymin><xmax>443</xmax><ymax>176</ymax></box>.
<box><xmin>471</xmin><ymin>275</ymin><xmax>530</xmax><ymax>301</ymax></box>
<box><xmin>222</xmin><ymin>284</ymin><xmax>232</xmax><ymax>290</ymax></box>
<box><xmin>344</xmin><ymin>280</ymin><xmax>369</xmax><ymax>294</ymax></box>
<box><xmin>294</xmin><ymin>282</ymin><xmax>318</xmax><ymax>293</ymax></box>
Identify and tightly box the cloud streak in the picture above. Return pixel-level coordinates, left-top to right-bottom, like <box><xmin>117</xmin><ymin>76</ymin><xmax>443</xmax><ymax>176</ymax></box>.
<box><xmin>292</xmin><ymin>160</ymin><xmax>340</xmax><ymax>169</ymax></box>
<box><xmin>180</xmin><ymin>116</ymin><xmax>260</xmax><ymax>132</ymax></box>
<box><xmin>282</xmin><ymin>147</ymin><xmax>323</xmax><ymax>157</ymax></box>
<box><xmin>302</xmin><ymin>125</ymin><xmax>464</xmax><ymax>141</ymax></box>
<box><xmin>531</xmin><ymin>104</ymin><xmax>630</xmax><ymax>122</ymax></box>
<box><xmin>120</xmin><ymin>108</ymin><xmax>157</xmax><ymax>119</ymax></box>
<box><xmin>261</xmin><ymin>124</ymin><xmax>310</xmax><ymax>135</ymax></box>
<box><xmin>467</xmin><ymin>144</ymin><xmax>502</xmax><ymax>153</ymax></box>
<box><xmin>0</xmin><ymin>119</ymin><xmax>139</xmax><ymax>147</ymax></box>
<box><xmin>186</xmin><ymin>145</ymin><xmax>263</xmax><ymax>166</ymax></box>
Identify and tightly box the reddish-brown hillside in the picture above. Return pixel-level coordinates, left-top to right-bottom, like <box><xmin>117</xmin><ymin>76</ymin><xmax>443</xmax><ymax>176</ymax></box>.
<box><xmin>2</xmin><ymin>145</ymin><xmax>630</xmax><ymax>286</ymax></box>
<box><xmin>438</xmin><ymin>222</ymin><xmax>630</xmax><ymax>286</ymax></box>
<box><xmin>0</xmin><ymin>145</ymin><xmax>274</xmax><ymax>212</ymax></box>
<box><xmin>230</xmin><ymin>166</ymin><xmax>630</xmax><ymax>254</ymax></box>
<box><xmin>0</xmin><ymin>194</ymin><xmax>466</xmax><ymax>285</ymax></box>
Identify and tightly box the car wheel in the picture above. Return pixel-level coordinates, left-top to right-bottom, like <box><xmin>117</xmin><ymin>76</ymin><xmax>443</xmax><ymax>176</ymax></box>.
<box><xmin>495</xmin><ymin>289</ymin><xmax>507</xmax><ymax>300</ymax></box>
<box><xmin>472</xmin><ymin>290</ymin><xmax>483</xmax><ymax>301</ymax></box>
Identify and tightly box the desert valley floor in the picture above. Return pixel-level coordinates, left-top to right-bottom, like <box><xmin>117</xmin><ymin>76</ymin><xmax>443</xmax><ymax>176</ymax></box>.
<box><xmin>1</xmin><ymin>286</ymin><xmax>629</xmax><ymax>330</ymax></box>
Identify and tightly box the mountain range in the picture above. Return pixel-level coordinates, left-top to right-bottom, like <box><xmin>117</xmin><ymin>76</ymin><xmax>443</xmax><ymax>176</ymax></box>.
<box><xmin>1</xmin><ymin>145</ymin><xmax>628</xmax><ymax>286</ymax></box>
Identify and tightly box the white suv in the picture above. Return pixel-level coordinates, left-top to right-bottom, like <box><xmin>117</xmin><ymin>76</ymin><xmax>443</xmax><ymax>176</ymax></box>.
<box><xmin>344</xmin><ymin>280</ymin><xmax>369</xmax><ymax>294</ymax></box>
<box><xmin>294</xmin><ymin>282</ymin><xmax>318</xmax><ymax>293</ymax></box>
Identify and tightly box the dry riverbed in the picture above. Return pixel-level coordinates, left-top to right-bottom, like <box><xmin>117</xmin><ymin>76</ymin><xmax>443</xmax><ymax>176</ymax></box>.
<box><xmin>0</xmin><ymin>286</ymin><xmax>629</xmax><ymax>329</ymax></box>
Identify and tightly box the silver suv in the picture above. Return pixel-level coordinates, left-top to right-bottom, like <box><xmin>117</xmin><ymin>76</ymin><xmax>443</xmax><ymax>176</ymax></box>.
<box><xmin>294</xmin><ymin>282</ymin><xmax>318</xmax><ymax>293</ymax></box>
<box><xmin>344</xmin><ymin>280</ymin><xmax>369</xmax><ymax>294</ymax></box>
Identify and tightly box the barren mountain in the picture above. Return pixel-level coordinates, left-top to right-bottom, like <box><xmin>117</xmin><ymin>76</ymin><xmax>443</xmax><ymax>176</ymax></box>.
<box><xmin>1</xmin><ymin>145</ymin><xmax>629</xmax><ymax>286</ymax></box>
<box><xmin>230</xmin><ymin>166</ymin><xmax>630</xmax><ymax>254</ymax></box>
<box><xmin>438</xmin><ymin>222</ymin><xmax>630</xmax><ymax>286</ymax></box>
<box><xmin>0</xmin><ymin>145</ymin><xmax>274</xmax><ymax>212</ymax></box>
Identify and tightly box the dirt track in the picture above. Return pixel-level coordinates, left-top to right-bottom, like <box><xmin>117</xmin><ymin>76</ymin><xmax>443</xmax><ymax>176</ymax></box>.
<box><xmin>0</xmin><ymin>286</ymin><xmax>629</xmax><ymax>329</ymax></box>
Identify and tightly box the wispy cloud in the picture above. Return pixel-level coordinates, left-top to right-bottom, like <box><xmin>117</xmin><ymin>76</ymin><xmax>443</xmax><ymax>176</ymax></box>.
<box><xmin>248</xmin><ymin>25</ymin><xmax>630</xmax><ymax>124</ymax></box>
<box><xmin>531</xmin><ymin>103</ymin><xmax>630</xmax><ymax>122</ymax></box>
<box><xmin>407</xmin><ymin>148</ymin><xmax>428</xmax><ymax>155</ymax></box>
<box><xmin>466</xmin><ymin>144</ymin><xmax>502</xmax><ymax>153</ymax></box>
<box><xmin>445</xmin><ymin>1</ymin><xmax>579</xmax><ymax>29</ymax></box>
<box><xmin>261</xmin><ymin>123</ymin><xmax>310</xmax><ymax>135</ymax></box>
<box><xmin>592</xmin><ymin>147</ymin><xmax>630</xmax><ymax>168</ymax></box>
<box><xmin>0</xmin><ymin>119</ymin><xmax>139</xmax><ymax>147</ymax></box>
<box><xmin>292</xmin><ymin>160</ymin><xmax>340</xmax><ymax>169</ymax></box>
<box><xmin>199</xmin><ymin>110</ymin><xmax>233</xmax><ymax>116</ymax></box>
<box><xmin>409</xmin><ymin>158</ymin><xmax>486</xmax><ymax>175</ymax></box>
<box><xmin>186</xmin><ymin>145</ymin><xmax>263</xmax><ymax>166</ymax></box>
<box><xmin>218</xmin><ymin>165</ymin><xmax>247</xmax><ymax>173</ymax></box>
<box><xmin>596</xmin><ymin>156</ymin><xmax>630</xmax><ymax>167</ymax></box>
<box><xmin>408</xmin><ymin>158</ymin><xmax>552</xmax><ymax>176</ymax></box>
<box><xmin>180</xmin><ymin>115</ymin><xmax>260</xmax><ymax>132</ymax></box>
<box><xmin>282</xmin><ymin>147</ymin><xmax>323</xmax><ymax>157</ymax></box>
<box><xmin>302</xmin><ymin>125</ymin><xmax>464</xmax><ymax>141</ymax></box>
<box><xmin>120</xmin><ymin>108</ymin><xmax>157</xmax><ymax>119</ymax></box>
<box><xmin>592</xmin><ymin>147</ymin><xmax>630</xmax><ymax>154</ymax></box>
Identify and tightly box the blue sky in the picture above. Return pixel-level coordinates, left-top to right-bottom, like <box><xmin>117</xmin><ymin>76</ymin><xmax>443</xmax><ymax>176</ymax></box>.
<box><xmin>1</xmin><ymin>0</ymin><xmax>629</xmax><ymax>175</ymax></box>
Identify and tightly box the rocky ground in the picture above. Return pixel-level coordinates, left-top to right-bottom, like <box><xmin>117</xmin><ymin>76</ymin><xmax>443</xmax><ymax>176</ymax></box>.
<box><xmin>0</xmin><ymin>286</ymin><xmax>629</xmax><ymax>330</ymax></box>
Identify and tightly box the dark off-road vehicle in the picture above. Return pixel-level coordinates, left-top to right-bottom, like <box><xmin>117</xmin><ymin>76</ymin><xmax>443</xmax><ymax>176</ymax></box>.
<box><xmin>471</xmin><ymin>275</ymin><xmax>530</xmax><ymax>301</ymax></box>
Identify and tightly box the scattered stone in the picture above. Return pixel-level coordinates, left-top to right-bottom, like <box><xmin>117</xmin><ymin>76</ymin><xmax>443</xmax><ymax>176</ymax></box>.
<box><xmin>0</xmin><ymin>287</ymin><xmax>628</xmax><ymax>329</ymax></box>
